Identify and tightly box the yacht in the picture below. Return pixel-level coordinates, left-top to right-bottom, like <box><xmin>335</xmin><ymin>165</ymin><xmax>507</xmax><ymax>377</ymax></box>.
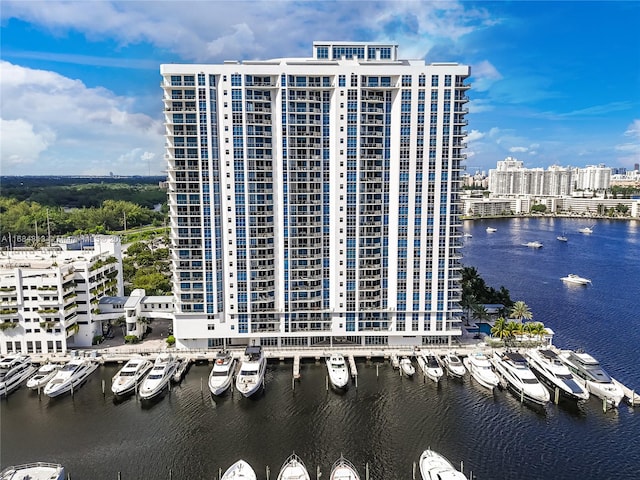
<box><xmin>399</xmin><ymin>357</ymin><xmax>415</xmax><ymax>377</ymax></box>
<box><xmin>491</xmin><ymin>351</ymin><xmax>550</xmax><ymax>405</ymax></box>
<box><xmin>277</xmin><ymin>453</ymin><xmax>311</xmax><ymax>480</ymax></box>
<box><xmin>329</xmin><ymin>456</ymin><xmax>360</xmax><ymax>480</ymax></box>
<box><xmin>0</xmin><ymin>462</ymin><xmax>66</xmax><ymax>480</ymax></box>
<box><xmin>486</xmin><ymin>227</ymin><xmax>497</xmax><ymax>233</ymax></box>
<box><xmin>441</xmin><ymin>353</ymin><xmax>466</xmax><ymax>378</ymax></box>
<box><xmin>111</xmin><ymin>356</ymin><xmax>153</xmax><ymax>396</ymax></box>
<box><xmin>43</xmin><ymin>357</ymin><xmax>99</xmax><ymax>398</ymax></box>
<box><xmin>221</xmin><ymin>460</ymin><xmax>257</xmax><ymax>480</ymax></box>
<box><xmin>172</xmin><ymin>357</ymin><xmax>190</xmax><ymax>383</ymax></box>
<box><xmin>326</xmin><ymin>353</ymin><xmax>350</xmax><ymax>390</ymax></box>
<box><xmin>558</xmin><ymin>350</ymin><xmax>624</xmax><ymax>407</ymax></box>
<box><xmin>0</xmin><ymin>355</ymin><xmax>36</xmax><ymax>396</ymax></box>
<box><xmin>561</xmin><ymin>274</ymin><xmax>592</xmax><ymax>285</ymax></box>
<box><xmin>522</xmin><ymin>241</ymin><xmax>543</xmax><ymax>248</ymax></box>
<box><xmin>557</xmin><ymin>235</ymin><xmax>568</xmax><ymax>242</ymax></box>
<box><xmin>236</xmin><ymin>346</ymin><xmax>267</xmax><ymax>397</ymax></box>
<box><xmin>26</xmin><ymin>363</ymin><xmax>61</xmax><ymax>390</ymax></box>
<box><xmin>417</xmin><ymin>352</ymin><xmax>443</xmax><ymax>383</ymax></box>
<box><xmin>139</xmin><ymin>353</ymin><xmax>178</xmax><ymax>400</ymax></box>
<box><xmin>208</xmin><ymin>351</ymin><xmax>237</xmax><ymax>396</ymax></box>
<box><xmin>578</xmin><ymin>226</ymin><xmax>593</xmax><ymax>234</ymax></box>
<box><xmin>419</xmin><ymin>449</ymin><xmax>468</xmax><ymax>480</ymax></box>
<box><xmin>525</xmin><ymin>349</ymin><xmax>589</xmax><ymax>402</ymax></box>
<box><xmin>463</xmin><ymin>352</ymin><xmax>499</xmax><ymax>390</ymax></box>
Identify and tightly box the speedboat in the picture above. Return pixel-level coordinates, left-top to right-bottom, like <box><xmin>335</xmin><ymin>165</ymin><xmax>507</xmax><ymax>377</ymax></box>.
<box><xmin>139</xmin><ymin>353</ymin><xmax>178</xmax><ymax>400</ymax></box>
<box><xmin>208</xmin><ymin>351</ymin><xmax>237</xmax><ymax>396</ymax></box>
<box><xmin>522</xmin><ymin>241</ymin><xmax>543</xmax><ymax>248</ymax></box>
<box><xmin>0</xmin><ymin>462</ymin><xmax>65</xmax><ymax>480</ymax></box>
<box><xmin>236</xmin><ymin>345</ymin><xmax>267</xmax><ymax>397</ymax></box>
<box><xmin>43</xmin><ymin>357</ymin><xmax>99</xmax><ymax>398</ymax></box>
<box><xmin>561</xmin><ymin>274</ymin><xmax>591</xmax><ymax>285</ymax></box>
<box><xmin>0</xmin><ymin>355</ymin><xmax>36</xmax><ymax>396</ymax></box>
<box><xmin>221</xmin><ymin>460</ymin><xmax>257</xmax><ymax>480</ymax></box>
<box><xmin>277</xmin><ymin>453</ymin><xmax>310</xmax><ymax>480</ymax></box>
<box><xmin>111</xmin><ymin>356</ymin><xmax>153</xmax><ymax>396</ymax></box>
<box><xmin>441</xmin><ymin>353</ymin><xmax>466</xmax><ymax>378</ymax></box>
<box><xmin>417</xmin><ymin>352</ymin><xmax>443</xmax><ymax>383</ymax></box>
<box><xmin>578</xmin><ymin>226</ymin><xmax>593</xmax><ymax>234</ymax></box>
<box><xmin>525</xmin><ymin>349</ymin><xmax>589</xmax><ymax>402</ymax></box>
<box><xmin>330</xmin><ymin>455</ymin><xmax>360</xmax><ymax>480</ymax></box>
<box><xmin>172</xmin><ymin>357</ymin><xmax>190</xmax><ymax>383</ymax></box>
<box><xmin>419</xmin><ymin>449</ymin><xmax>468</xmax><ymax>480</ymax></box>
<box><xmin>558</xmin><ymin>350</ymin><xmax>624</xmax><ymax>407</ymax></box>
<box><xmin>326</xmin><ymin>353</ymin><xmax>350</xmax><ymax>390</ymax></box>
<box><xmin>491</xmin><ymin>351</ymin><xmax>550</xmax><ymax>405</ymax></box>
<box><xmin>463</xmin><ymin>352</ymin><xmax>499</xmax><ymax>390</ymax></box>
<box><xmin>400</xmin><ymin>357</ymin><xmax>415</xmax><ymax>377</ymax></box>
<box><xmin>486</xmin><ymin>227</ymin><xmax>497</xmax><ymax>233</ymax></box>
<box><xmin>463</xmin><ymin>233</ymin><xmax>473</xmax><ymax>238</ymax></box>
<box><xmin>557</xmin><ymin>235</ymin><xmax>568</xmax><ymax>242</ymax></box>
<box><xmin>26</xmin><ymin>363</ymin><xmax>62</xmax><ymax>390</ymax></box>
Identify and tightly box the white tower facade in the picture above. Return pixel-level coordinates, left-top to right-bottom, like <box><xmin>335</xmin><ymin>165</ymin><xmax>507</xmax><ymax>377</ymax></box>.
<box><xmin>162</xmin><ymin>42</ymin><xmax>470</xmax><ymax>348</ymax></box>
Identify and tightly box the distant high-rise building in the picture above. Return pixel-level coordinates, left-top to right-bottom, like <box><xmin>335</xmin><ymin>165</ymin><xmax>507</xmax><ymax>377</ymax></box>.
<box><xmin>488</xmin><ymin>157</ymin><xmax>573</xmax><ymax>196</ymax></box>
<box><xmin>574</xmin><ymin>164</ymin><xmax>611</xmax><ymax>191</ymax></box>
<box><xmin>161</xmin><ymin>42</ymin><xmax>470</xmax><ymax>349</ymax></box>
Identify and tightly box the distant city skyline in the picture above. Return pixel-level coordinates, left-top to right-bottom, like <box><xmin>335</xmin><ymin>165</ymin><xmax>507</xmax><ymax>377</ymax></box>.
<box><xmin>1</xmin><ymin>1</ymin><xmax>638</xmax><ymax>176</ymax></box>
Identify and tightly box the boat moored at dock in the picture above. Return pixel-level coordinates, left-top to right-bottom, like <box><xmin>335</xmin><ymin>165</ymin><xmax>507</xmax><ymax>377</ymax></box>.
<box><xmin>417</xmin><ymin>352</ymin><xmax>443</xmax><ymax>383</ymax></box>
<box><xmin>111</xmin><ymin>356</ymin><xmax>153</xmax><ymax>396</ymax></box>
<box><xmin>525</xmin><ymin>349</ymin><xmax>589</xmax><ymax>402</ymax></box>
<box><xmin>236</xmin><ymin>346</ymin><xmax>267</xmax><ymax>398</ymax></box>
<box><xmin>139</xmin><ymin>353</ymin><xmax>178</xmax><ymax>400</ymax></box>
<box><xmin>558</xmin><ymin>350</ymin><xmax>624</xmax><ymax>407</ymax></box>
<box><xmin>277</xmin><ymin>453</ymin><xmax>310</xmax><ymax>480</ymax></box>
<box><xmin>0</xmin><ymin>354</ymin><xmax>36</xmax><ymax>396</ymax></box>
<box><xmin>208</xmin><ymin>351</ymin><xmax>237</xmax><ymax>396</ymax></box>
<box><xmin>491</xmin><ymin>351</ymin><xmax>550</xmax><ymax>405</ymax></box>
<box><xmin>441</xmin><ymin>353</ymin><xmax>466</xmax><ymax>378</ymax></box>
<box><xmin>329</xmin><ymin>456</ymin><xmax>360</xmax><ymax>480</ymax></box>
<box><xmin>172</xmin><ymin>357</ymin><xmax>190</xmax><ymax>383</ymax></box>
<box><xmin>43</xmin><ymin>357</ymin><xmax>99</xmax><ymax>398</ymax></box>
<box><xmin>463</xmin><ymin>352</ymin><xmax>499</xmax><ymax>390</ymax></box>
<box><xmin>399</xmin><ymin>357</ymin><xmax>415</xmax><ymax>377</ymax></box>
<box><xmin>419</xmin><ymin>449</ymin><xmax>467</xmax><ymax>480</ymax></box>
<box><xmin>0</xmin><ymin>462</ymin><xmax>65</xmax><ymax>480</ymax></box>
<box><xmin>326</xmin><ymin>353</ymin><xmax>350</xmax><ymax>390</ymax></box>
<box><xmin>26</xmin><ymin>363</ymin><xmax>61</xmax><ymax>390</ymax></box>
<box><xmin>221</xmin><ymin>459</ymin><xmax>257</xmax><ymax>480</ymax></box>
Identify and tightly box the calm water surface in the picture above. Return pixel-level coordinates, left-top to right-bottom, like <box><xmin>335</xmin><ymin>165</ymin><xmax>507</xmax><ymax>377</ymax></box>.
<box><xmin>1</xmin><ymin>218</ymin><xmax>639</xmax><ymax>479</ymax></box>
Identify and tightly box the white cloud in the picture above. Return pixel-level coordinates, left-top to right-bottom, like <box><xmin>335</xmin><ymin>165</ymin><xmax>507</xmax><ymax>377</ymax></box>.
<box><xmin>0</xmin><ymin>61</ymin><xmax>163</xmax><ymax>175</ymax></box>
<box><xmin>624</xmin><ymin>119</ymin><xmax>640</xmax><ymax>138</ymax></box>
<box><xmin>471</xmin><ymin>60</ymin><xmax>503</xmax><ymax>92</ymax></box>
<box><xmin>466</xmin><ymin>129</ymin><xmax>485</xmax><ymax>143</ymax></box>
<box><xmin>509</xmin><ymin>146</ymin><xmax>528</xmax><ymax>153</ymax></box>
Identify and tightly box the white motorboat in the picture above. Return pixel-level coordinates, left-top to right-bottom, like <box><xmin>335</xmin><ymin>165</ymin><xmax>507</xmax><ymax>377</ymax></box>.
<box><xmin>208</xmin><ymin>351</ymin><xmax>237</xmax><ymax>396</ymax></box>
<box><xmin>578</xmin><ymin>226</ymin><xmax>593</xmax><ymax>234</ymax></box>
<box><xmin>390</xmin><ymin>353</ymin><xmax>400</xmax><ymax>369</ymax></box>
<box><xmin>558</xmin><ymin>350</ymin><xmax>624</xmax><ymax>407</ymax></box>
<box><xmin>26</xmin><ymin>363</ymin><xmax>62</xmax><ymax>390</ymax></box>
<box><xmin>491</xmin><ymin>351</ymin><xmax>550</xmax><ymax>405</ymax></box>
<box><xmin>111</xmin><ymin>356</ymin><xmax>153</xmax><ymax>396</ymax></box>
<box><xmin>557</xmin><ymin>235</ymin><xmax>568</xmax><ymax>242</ymax></box>
<box><xmin>400</xmin><ymin>357</ymin><xmax>415</xmax><ymax>377</ymax></box>
<box><xmin>419</xmin><ymin>449</ymin><xmax>468</xmax><ymax>480</ymax></box>
<box><xmin>329</xmin><ymin>456</ymin><xmax>360</xmax><ymax>480</ymax></box>
<box><xmin>43</xmin><ymin>357</ymin><xmax>99</xmax><ymax>398</ymax></box>
<box><xmin>463</xmin><ymin>352</ymin><xmax>499</xmax><ymax>390</ymax></box>
<box><xmin>277</xmin><ymin>453</ymin><xmax>311</xmax><ymax>480</ymax></box>
<box><xmin>486</xmin><ymin>227</ymin><xmax>497</xmax><ymax>233</ymax></box>
<box><xmin>326</xmin><ymin>353</ymin><xmax>350</xmax><ymax>390</ymax></box>
<box><xmin>417</xmin><ymin>352</ymin><xmax>443</xmax><ymax>383</ymax></box>
<box><xmin>236</xmin><ymin>345</ymin><xmax>267</xmax><ymax>397</ymax></box>
<box><xmin>561</xmin><ymin>274</ymin><xmax>591</xmax><ymax>285</ymax></box>
<box><xmin>221</xmin><ymin>460</ymin><xmax>257</xmax><ymax>480</ymax></box>
<box><xmin>139</xmin><ymin>353</ymin><xmax>178</xmax><ymax>400</ymax></box>
<box><xmin>463</xmin><ymin>233</ymin><xmax>473</xmax><ymax>238</ymax></box>
<box><xmin>0</xmin><ymin>355</ymin><xmax>36</xmax><ymax>396</ymax></box>
<box><xmin>441</xmin><ymin>353</ymin><xmax>466</xmax><ymax>378</ymax></box>
<box><xmin>525</xmin><ymin>349</ymin><xmax>589</xmax><ymax>402</ymax></box>
<box><xmin>522</xmin><ymin>241</ymin><xmax>543</xmax><ymax>248</ymax></box>
<box><xmin>172</xmin><ymin>357</ymin><xmax>190</xmax><ymax>383</ymax></box>
<box><xmin>0</xmin><ymin>462</ymin><xmax>66</xmax><ymax>480</ymax></box>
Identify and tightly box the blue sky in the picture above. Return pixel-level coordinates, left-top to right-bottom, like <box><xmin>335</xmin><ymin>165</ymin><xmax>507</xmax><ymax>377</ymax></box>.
<box><xmin>1</xmin><ymin>1</ymin><xmax>638</xmax><ymax>176</ymax></box>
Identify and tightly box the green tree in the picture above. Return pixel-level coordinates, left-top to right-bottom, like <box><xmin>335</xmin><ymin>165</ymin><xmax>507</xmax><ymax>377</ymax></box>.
<box><xmin>510</xmin><ymin>301</ymin><xmax>533</xmax><ymax>323</ymax></box>
<box><xmin>491</xmin><ymin>317</ymin><xmax>508</xmax><ymax>340</ymax></box>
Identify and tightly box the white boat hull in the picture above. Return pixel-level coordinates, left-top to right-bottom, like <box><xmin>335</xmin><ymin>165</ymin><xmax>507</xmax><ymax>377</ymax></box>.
<box><xmin>44</xmin><ymin>361</ymin><xmax>99</xmax><ymax>398</ymax></box>
<box><xmin>400</xmin><ymin>358</ymin><xmax>415</xmax><ymax>377</ymax></box>
<box><xmin>419</xmin><ymin>449</ymin><xmax>467</xmax><ymax>480</ymax></box>
<box><xmin>26</xmin><ymin>364</ymin><xmax>60</xmax><ymax>390</ymax></box>
<box><xmin>417</xmin><ymin>354</ymin><xmax>443</xmax><ymax>383</ymax></box>
<box><xmin>463</xmin><ymin>356</ymin><xmax>499</xmax><ymax>390</ymax></box>
<box><xmin>222</xmin><ymin>460</ymin><xmax>257</xmax><ymax>480</ymax></box>
<box><xmin>236</xmin><ymin>356</ymin><xmax>266</xmax><ymax>398</ymax></box>
<box><xmin>111</xmin><ymin>358</ymin><xmax>153</xmax><ymax>396</ymax></box>
<box><xmin>491</xmin><ymin>353</ymin><xmax>549</xmax><ymax>405</ymax></box>
<box><xmin>326</xmin><ymin>355</ymin><xmax>350</xmax><ymax>390</ymax></box>
<box><xmin>139</xmin><ymin>356</ymin><xmax>178</xmax><ymax>400</ymax></box>
<box><xmin>0</xmin><ymin>364</ymin><xmax>36</xmax><ymax>396</ymax></box>
<box><xmin>277</xmin><ymin>454</ymin><xmax>311</xmax><ymax>480</ymax></box>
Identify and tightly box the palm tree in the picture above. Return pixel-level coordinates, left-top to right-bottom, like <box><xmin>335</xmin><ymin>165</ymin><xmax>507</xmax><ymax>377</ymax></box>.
<box><xmin>504</xmin><ymin>321</ymin><xmax>523</xmax><ymax>346</ymax></box>
<box><xmin>490</xmin><ymin>317</ymin><xmax>508</xmax><ymax>340</ymax></box>
<box><xmin>510</xmin><ymin>301</ymin><xmax>533</xmax><ymax>324</ymax></box>
<box><xmin>471</xmin><ymin>303</ymin><xmax>490</xmax><ymax>323</ymax></box>
<box><xmin>528</xmin><ymin>322</ymin><xmax>548</xmax><ymax>343</ymax></box>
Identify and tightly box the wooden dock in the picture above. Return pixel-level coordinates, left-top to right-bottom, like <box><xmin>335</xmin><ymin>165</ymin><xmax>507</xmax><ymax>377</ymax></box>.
<box><xmin>293</xmin><ymin>355</ymin><xmax>301</xmax><ymax>380</ymax></box>
<box><xmin>347</xmin><ymin>354</ymin><xmax>358</xmax><ymax>378</ymax></box>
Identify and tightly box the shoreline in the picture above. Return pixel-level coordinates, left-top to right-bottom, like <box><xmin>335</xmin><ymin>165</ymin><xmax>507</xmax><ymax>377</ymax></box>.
<box><xmin>462</xmin><ymin>213</ymin><xmax>639</xmax><ymax>221</ymax></box>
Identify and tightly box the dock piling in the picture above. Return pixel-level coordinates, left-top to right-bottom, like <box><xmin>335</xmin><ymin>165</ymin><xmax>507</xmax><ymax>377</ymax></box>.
<box><xmin>102</xmin><ymin>379</ymin><xmax>105</xmax><ymax>396</ymax></box>
<box><xmin>554</xmin><ymin>387</ymin><xmax>559</xmax><ymax>405</ymax></box>
<box><xmin>376</xmin><ymin>364</ymin><xmax>379</xmax><ymax>378</ymax></box>
<box><xmin>412</xmin><ymin>461</ymin><xmax>416</xmax><ymax>479</ymax></box>
<box><xmin>325</xmin><ymin>375</ymin><xmax>328</xmax><ymax>392</ymax></box>
<box><xmin>602</xmin><ymin>396</ymin><xmax>607</xmax><ymax>413</ymax></box>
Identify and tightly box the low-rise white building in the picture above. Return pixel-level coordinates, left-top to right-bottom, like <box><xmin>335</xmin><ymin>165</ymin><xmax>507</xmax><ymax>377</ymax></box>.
<box><xmin>0</xmin><ymin>236</ymin><xmax>123</xmax><ymax>355</ymax></box>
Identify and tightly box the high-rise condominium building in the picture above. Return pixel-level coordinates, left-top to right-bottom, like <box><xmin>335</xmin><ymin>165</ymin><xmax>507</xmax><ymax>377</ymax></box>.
<box><xmin>488</xmin><ymin>157</ymin><xmax>573</xmax><ymax>196</ymax></box>
<box><xmin>161</xmin><ymin>42</ymin><xmax>470</xmax><ymax>349</ymax></box>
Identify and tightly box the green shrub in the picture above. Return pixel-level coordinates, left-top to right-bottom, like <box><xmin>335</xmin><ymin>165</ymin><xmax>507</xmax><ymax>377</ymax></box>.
<box><xmin>124</xmin><ymin>335</ymin><xmax>139</xmax><ymax>344</ymax></box>
<box><xmin>166</xmin><ymin>334</ymin><xmax>176</xmax><ymax>346</ymax></box>
<box><xmin>92</xmin><ymin>335</ymin><xmax>104</xmax><ymax>345</ymax></box>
